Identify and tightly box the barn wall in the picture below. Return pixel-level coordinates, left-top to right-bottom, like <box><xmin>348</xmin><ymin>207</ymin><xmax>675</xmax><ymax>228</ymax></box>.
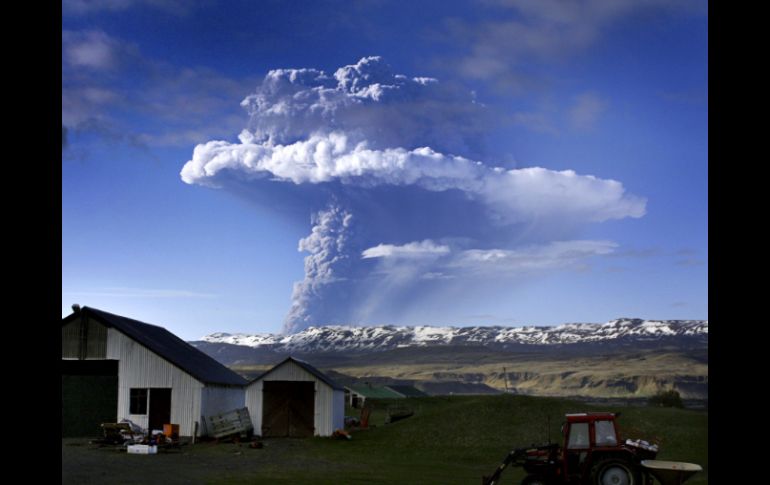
<box><xmin>312</xmin><ymin>380</ymin><xmax>338</xmax><ymax>437</ymax></box>
<box><xmin>61</xmin><ymin>316</ymin><xmax>107</xmax><ymax>359</ymax></box>
<box><xmin>244</xmin><ymin>361</ymin><xmax>341</xmax><ymax>437</ymax></box>
<box><xmin>200</xmin><ymin>385</ymin><xmax>246</xmax><ymax>436</ymax></box>
<box><xmin>106</xmin><ymin>328</ymin><xmax>204</xmax><ymax>437</ymax></box>
<box><xmin>62</xmin><ymin>320</ymin><xmax>79</xmax><ymax>358</ymax></box>
<box><xmin>86</xmin><ymin>318</ymin><xmax>108</xmax><ymax>358</ymax></box>
<box><xmin>332</xmin><ymin>389</ymin><xmax>345</xmax><ymax>432</ymax></box>
<box><xmin>245</xmin><ymin>380</ymin><xmax>263</xmax><ymax>433</ymax></box>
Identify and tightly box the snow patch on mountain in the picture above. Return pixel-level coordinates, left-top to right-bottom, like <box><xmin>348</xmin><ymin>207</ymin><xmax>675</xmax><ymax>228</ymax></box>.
<box><xmin>200</xmin><ymin>318</ymin><xmax>707</xmax><ymax>353</ymax></box>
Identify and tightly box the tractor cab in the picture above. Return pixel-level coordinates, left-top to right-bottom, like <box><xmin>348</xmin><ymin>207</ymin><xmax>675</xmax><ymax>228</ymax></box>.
<box><xmin>562</xmin><ymin>413</ymin><xmax>623</xmax><ymax>483</ymax></box>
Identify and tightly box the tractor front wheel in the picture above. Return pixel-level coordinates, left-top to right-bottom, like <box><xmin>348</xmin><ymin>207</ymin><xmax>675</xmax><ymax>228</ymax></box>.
<box><xmin>521</xmin><ymin>475</ymin><xmax>548</xmax><ymax>485</ymax></box>
<box><xmin>591</xmin><ymin>459</ymin><xmax>641</xmax><ymax>485</ymax></box>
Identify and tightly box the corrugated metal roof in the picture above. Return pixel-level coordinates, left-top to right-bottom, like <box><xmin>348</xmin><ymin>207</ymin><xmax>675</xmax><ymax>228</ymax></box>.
<box><xmin>250</xmin><ymin>357</ymin><xmax>344</xmax><ymax>391</ymax></box>
<box><xmin>62</xmin><ymin>307</ymin><xmax>247</xmax><ymax>387</ymax></box>
<box><xmin>347</xmin><ymin>384</ymin><xmax>404</xmax><ymax>399</ymax></box>
<box><xmin>385</xmin><ymin>385</ymin><xmax>428</xmax><ymax>397</ymax></box>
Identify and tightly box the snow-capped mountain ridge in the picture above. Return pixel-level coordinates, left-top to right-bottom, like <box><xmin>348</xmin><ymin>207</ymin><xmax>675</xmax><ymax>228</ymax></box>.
<box><xmin>200</xmin><ymin>318</ymin><xmax>707</xmax><ymax>352</ymax></box>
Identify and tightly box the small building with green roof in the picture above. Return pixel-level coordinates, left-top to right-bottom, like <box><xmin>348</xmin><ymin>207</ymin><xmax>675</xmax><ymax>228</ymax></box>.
<box><xmin>345</xmin><ymin>384</ymin><xmax>404</xmax><ymax>408</ymax></box>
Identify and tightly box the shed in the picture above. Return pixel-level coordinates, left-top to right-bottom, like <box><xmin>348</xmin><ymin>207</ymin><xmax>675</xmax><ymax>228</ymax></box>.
<box><xmin>62</xmin><ymin>306</ymin><xmax>247</xmax><ymax>438</ymax></box>
<box><xmin>245</xmin><ymin>357</ymin><xmax>344</xmax><ymax>437</ymax></box>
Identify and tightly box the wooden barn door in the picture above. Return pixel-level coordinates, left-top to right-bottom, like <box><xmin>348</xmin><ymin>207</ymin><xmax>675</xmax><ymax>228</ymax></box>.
<box><xmin>262</xmin><ymin>381</ymin><xmax>315</xmax><ymax>437</ymax></box>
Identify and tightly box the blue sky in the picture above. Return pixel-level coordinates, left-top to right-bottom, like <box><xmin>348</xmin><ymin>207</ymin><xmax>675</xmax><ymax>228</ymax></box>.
<box><xmin>62</xmin><ymin>0</ymin><xmax>708</xmax><ymax>340</ymax></box>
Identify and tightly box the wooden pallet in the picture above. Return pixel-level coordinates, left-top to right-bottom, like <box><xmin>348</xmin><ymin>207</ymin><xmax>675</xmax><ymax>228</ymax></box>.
<box><xmin>100</xmin><ymin>422</ymin><xmax>137</xmax><ymax>443</ymax></box>
<box><xmin>207</xmin><ymin>407</ymin><xmax>253</xmax><ymax>439</ymax></box>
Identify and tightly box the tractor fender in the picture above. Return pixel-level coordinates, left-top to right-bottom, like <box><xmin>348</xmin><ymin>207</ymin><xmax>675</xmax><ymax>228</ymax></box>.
<box><xmin>589</xmin><ymin>449</ymin><xmax>642</xmax><ymax>467</ymax></box>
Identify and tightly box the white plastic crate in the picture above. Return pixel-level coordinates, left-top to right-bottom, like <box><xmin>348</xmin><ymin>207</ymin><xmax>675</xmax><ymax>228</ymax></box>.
<box><xmin>127</xmin><ymin>444</ymin><xmax>157</xmax><ymax>455</ymax></box>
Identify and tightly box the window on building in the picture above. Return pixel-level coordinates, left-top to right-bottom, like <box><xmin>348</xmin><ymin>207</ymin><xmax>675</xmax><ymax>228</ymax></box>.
<box><xmin>595</xmin><ymin>420</ymin><xmax>618</xmax><ymax>446</ymax></box>
<box><xmin>129</xmin><ymin>388</ymin><xmax>148</xmax><ymax>414</ymax></box>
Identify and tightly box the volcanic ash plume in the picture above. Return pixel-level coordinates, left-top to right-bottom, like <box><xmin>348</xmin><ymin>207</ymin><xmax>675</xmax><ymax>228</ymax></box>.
<box><xmin>283</xmin><ymin>204</ymin><xmax>353</xmax><ymax>334</ymax></box>
<box><xmin>181</xmin><ymin>57</ymin><xmax>646</xmax><ymax>333</ymax></box>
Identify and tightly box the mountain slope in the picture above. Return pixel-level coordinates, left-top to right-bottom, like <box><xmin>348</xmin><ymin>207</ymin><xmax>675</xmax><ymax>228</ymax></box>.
<box><xmin>190</xmin><ymin>318</ymin><xmax>708</xmax><ymax>400</ymax></box>
<box><xmin>198</xmin><ymin>318</ymin><xmax>707</xmax><ymax>353</ymax></box>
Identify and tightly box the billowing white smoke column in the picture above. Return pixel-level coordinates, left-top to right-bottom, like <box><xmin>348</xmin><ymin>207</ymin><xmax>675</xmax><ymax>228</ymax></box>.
<box><xmin>181</xmin><ymin>57</ymin><xmax>647</xmax><ymax>333</ymax></box>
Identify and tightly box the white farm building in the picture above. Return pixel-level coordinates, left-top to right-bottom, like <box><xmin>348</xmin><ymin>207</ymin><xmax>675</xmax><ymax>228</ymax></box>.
<box><xmin>62</xmin><ymin>306</ymin><xmax>247</xmax><ymax>438</ymax></box>
<box><xmin>245</xmin><ymin>357</ymin><xmax>345</xmax><ymax>437</ymax></box>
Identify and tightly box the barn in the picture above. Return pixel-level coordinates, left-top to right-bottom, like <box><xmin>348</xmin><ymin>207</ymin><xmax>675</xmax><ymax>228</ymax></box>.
<box><xmin>245</xmin><ymin>357</ymin><xmax>344</xmax><ymax>437</ymax></box>
<box><xmin>62</xmin><ymin>306</ymin><xmax>247</xmax><ymax>438</ymax></box>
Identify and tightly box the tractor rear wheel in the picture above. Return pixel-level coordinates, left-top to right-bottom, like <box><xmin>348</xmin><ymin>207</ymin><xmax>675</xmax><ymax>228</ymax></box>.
<box><xmin>521</xmin><ymin>475</ymin><xmax>548</xmax><ymax>485</ymax></box>
<box><xmin>591</xmin><ymin>459</ymin><xmax>641</xmax><ymax>485</ymax></box>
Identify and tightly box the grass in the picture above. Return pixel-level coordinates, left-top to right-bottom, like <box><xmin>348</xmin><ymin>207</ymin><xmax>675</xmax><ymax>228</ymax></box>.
<box><xmin>230</xmin><ymin>347</ymin><xmax>708</xmax><ymax>401</ymax></box>
<box><xmin>328</xmin><ymin>350</ymin><xmax>708</xmax><ymax>399</ymax></box>
<box><xmin>62</xmin><ymin>394</ymin><xmax>706</xmax><ymax>484</ymax></box>
<box><xmin>210</xmin><ymin>395</ymin><xmax>707</xmax><ymax>484</ymax></box>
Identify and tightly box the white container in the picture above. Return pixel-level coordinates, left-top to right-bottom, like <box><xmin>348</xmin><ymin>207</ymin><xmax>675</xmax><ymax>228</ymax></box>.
<box><xmin>127</xmin><ymin>444</ymin><xmax>157</xmax><ymax>455</ymax></box>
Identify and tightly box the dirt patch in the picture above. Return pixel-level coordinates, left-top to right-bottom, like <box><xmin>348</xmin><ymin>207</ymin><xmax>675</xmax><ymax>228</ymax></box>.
<box><xmin>61</xmin><ymin>437</ymin><xmax>339</xmax><ymax>484</ymax></box>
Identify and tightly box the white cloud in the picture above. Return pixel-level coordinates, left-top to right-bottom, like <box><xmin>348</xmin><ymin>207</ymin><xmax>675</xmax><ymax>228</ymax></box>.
<box><xmin>450</xmin><ymin>0</ymin><xmax>700</xmax><ymax>86</ymax></box>
<box><xmin>452</xmin><ymin>240</ymin><xmax>618</xmax><ymax>273</ymax></box>
<box><xmin>62</xmin><ymin>86</ymin><xmax>119</xmax><ymax>126</ymax></box>
<box><xmin>182</xmin><ymin>131</ymin><xmax>483</xmax><ymax>188</ymax></box>
<box><xmin>64</xmin><ymin>0</ymin><xmax>135</xmax><ymax>13</ymax></box>
<box><xmin>511</xmin><ymin>111</ymin><xmax>559</xmax><ymax>135</ymax></box>
<box><xmin>350</xmin><ymin>238</ymin><xmax>617</xmax><ymax>324</ymax></box>
<box><xmin>480</xmin><ymin>167</ymin><xmax>644</xmax><ymax>224</ymax></box>
<box><xmin>362</xmin><ymin>239</ymin><xmax>617</xmax><ymax>276</ymax></box>
<box><xmin>422</xmin><ymin>272</ymin><xmax>454</xmax><ymax>280</ymax></box>
<box><xmin>62</xmin><ymin>30</ymin><xmax>121</xmax><ymax>70</ymax></box>
<box><xmin>63</xmin><ymin>0</ymin><xmax>194</xmax><ymax>15</ymax></box>
<box><xmin>362</xmin><ymin>240</ymin><xmax>450</xmax><ymax>259</ymax></box>
<box><xmin>181</xmin><ymin>131</ymin><xmax>645</xmax><ymax>224</ymax></box>
<box><xmin>568</xmin><ymin>92</ymin><xmax>607</xmax><ymax>131</ymax></box>
<box><xmin>62</xmin><ymin>29</ymin><xmax>256</xmax><ymax>150</ymax></box>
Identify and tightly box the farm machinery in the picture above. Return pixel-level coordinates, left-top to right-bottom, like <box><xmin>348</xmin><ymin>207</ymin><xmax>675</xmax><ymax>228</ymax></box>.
<box><xmin>482</xmin><ymin>412</ymin><xmax>702</xmax><ymax>485</ymax></box>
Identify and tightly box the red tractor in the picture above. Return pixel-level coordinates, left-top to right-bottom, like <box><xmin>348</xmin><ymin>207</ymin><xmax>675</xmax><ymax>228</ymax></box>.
<box><xmin>482</xmin><ymin>412</ymin><xmax>701</xmax><ymax>485</ymax></box>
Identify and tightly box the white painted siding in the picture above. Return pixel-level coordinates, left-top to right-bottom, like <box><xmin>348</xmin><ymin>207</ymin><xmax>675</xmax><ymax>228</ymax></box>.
<box><xmin>244</xmin><ymin>360</ymin><xmax>343</xmax><ymax>437</ymax></box>
<box><xmin>200</xmin><ymin>385</ymin><xmax>246</xmax><ymax>436</ymax></box>
<box><xmin>244</xmin><ymin>380</ymin><xmax>264</xmax><ymax>433</ymax></box>
<box><xmin>106</xmin><ymin>328</ymin><xmax>204</xmax><ymax>437</ymax></box>
<box><xmin>332</xmin><ymin>389</ymin><xmax>344</xmax><ymax>432</ymax></box>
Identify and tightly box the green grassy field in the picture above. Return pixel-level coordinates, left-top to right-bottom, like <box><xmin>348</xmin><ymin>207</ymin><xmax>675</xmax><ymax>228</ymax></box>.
<box><xmin>210</xmin><ymin>394</ymin><xmax>707</xmax><ymax>484</ymax></box>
